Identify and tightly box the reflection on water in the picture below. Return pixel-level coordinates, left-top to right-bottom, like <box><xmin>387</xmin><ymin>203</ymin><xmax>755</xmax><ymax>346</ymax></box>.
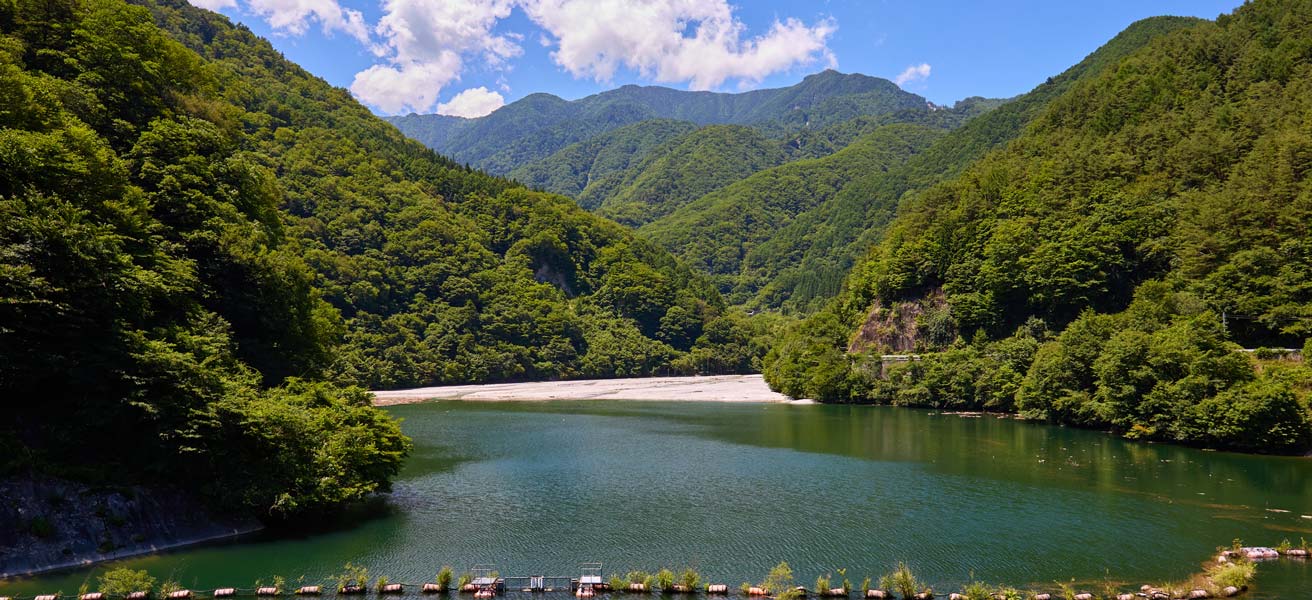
<box><xmin>3</xmin><ymin>401</ymin><xmax>1309</xmax><ymax>598</ymax></box>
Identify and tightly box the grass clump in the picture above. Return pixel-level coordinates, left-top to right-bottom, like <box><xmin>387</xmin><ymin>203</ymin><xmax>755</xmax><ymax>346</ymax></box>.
<box><xmin>437</xmin><ymin>567</ymin><xmax>453</xmax><ymax>589</ymax></box>
<box><xmin>611</xmin><ymin>575</ymin><xmax>628</xmax><ymax>591</ymax></box>
<box><xmin>1207</xmin><ymin>561</ymin><xmax>1256</xmax><ymax>590</ymax></box>
<box><xmin>815</xmin><ymin>575</ymin><xmax>830</xmax><ymax>594</ymax></box>
<box><xmin>960</xmin><ymin>580</ymin><xmax>990</xmax><ymax>600</ymax></box>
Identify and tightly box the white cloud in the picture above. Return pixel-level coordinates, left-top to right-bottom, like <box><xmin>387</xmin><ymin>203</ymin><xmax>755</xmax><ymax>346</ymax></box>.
<box><xmin>350</xmin><ymin>52</ymin><xmax>462</xmax><ymax>114</ymax></box>
<box><xmin>353</xmin><ymin>0</ymin><xmax>521</xmax><ymax>114</ymax></box>
<box><xmin>519</xmin><ymin>0</ymin><xmax>836</xmax><ymax>90</ymax></box>
<box><xmin>894</xmin><ymin>63</ymin><xmax>931</xmax><ymax>87</ymax></box>
<box><xmin>244</xmin><ymin>0</ymin><xmax>370</xmax><ymax>43</ymax></box>
<box><xmin>437</xmin><ymin>86</ymin><xmax>506</xmax><ymax>117</ymax></box>
<box><xmin>188</xmin><ymin>0</ymin><xmax>237</xmax><ymax>12</ymax></box>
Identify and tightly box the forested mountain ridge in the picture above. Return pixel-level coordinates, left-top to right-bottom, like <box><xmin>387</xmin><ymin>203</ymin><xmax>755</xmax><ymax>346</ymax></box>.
<box><xmin>639</xmin><ymin>122</ymin><xmax>946</xmax><ymax>304</ymax></box>
<box><xmin>592</xmin><ymin>125</ymin><xmax>786</xmax><ymax>227</ymax></box>
<box><xmin>743</xmin><ymin>16</ymin><xmax>1206</xmax><ymax>313</ymax></box>
<box><xmin>0</xmin><ymin>0</ymin><xmax>756</xmax><ymax>520</ymax></box>
<box><xmin>387</xmin><ymin>70</ymin><xmax>928</xmax><ymax>175</ymax></box>
<box><xmin>764</xmin><ymin>1</ymin><xmax>1312</xmax><ymax>453</ymax></box>
<box><xmin>507</xmin><ymin>119</ymin><xmax>697</xmax><ymax>204</ymax></box>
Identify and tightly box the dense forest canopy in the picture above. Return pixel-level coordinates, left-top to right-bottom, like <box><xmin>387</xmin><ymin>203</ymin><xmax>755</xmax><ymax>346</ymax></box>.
<box><xmin>763</xmin><ymin>0</ymin><xmax>1312</xmax><ymax>453</ymax></box>
<box><xmin>0</xmin><ymin>0</ymin><xmax>766</xmax><ymax>517</ymax></box>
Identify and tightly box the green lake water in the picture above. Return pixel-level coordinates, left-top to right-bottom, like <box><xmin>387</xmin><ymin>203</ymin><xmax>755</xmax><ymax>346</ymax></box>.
<box><xmin>4</xmin><ymin>401</ymin><xmax>1311</xmax><ymax>597</ymax></box>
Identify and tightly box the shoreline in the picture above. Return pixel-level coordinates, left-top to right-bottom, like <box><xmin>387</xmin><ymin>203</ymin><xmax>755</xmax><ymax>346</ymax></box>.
<box><xmin>370</xmin><ymin>374</ymin><xmax>797</xmax><ymax>406</ymax></box>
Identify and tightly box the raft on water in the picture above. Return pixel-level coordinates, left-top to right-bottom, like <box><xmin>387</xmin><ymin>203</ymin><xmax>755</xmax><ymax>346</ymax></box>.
<box><xmin>706</xmin><ymin>585</ymin><xmax>728</xmax><ymax>595</ymax></box>
<box><xmin>81</xmin><ymin>593</ymin><xmax>104</xmax><ymax>600</ymax></box>
<box><xmin>864</xmin><ymin>591</ymin><xmax>887</xmax><ymax>599</ymax></box>
<box><xmin>297</xmin><ymin>587</ymin><xmax>322</xmax><ymax>595</ymax></box>
<box><xmin>340</xmin><ymin>587</ymin><xmax>365</xmax><ymax>595</ymax></box>
<box><xmin>126</xmin><ymin>592</ymin><xmax>148</xmax><ymax>600</ymax></box>
<box><xmin>747</xmin><ymin>588</ymin><xmax>767</xmax><ymax>597</ymax></box>
<box><xmin>257</xmin><ymin>589</ymin><xmax>279</xmax><ymax>596</ymax></box>
<box><xmin>381</xmin><ymin>584</ymin><xmax>403</xmax><ymax>594</ymax></box>
<box><xmin>215</xmin><ymin>589</ymin><xmax>236</xmax><ymax>598</ymax></box>
<box><xmin>422</xmin><ymin>584</ymin><xmax>444</xmax><ymax>594</ymax></box>
<box><xmin>167</xmin><ymin>591</ymin><xmax>192</xmax><ymax>599</ymax></box>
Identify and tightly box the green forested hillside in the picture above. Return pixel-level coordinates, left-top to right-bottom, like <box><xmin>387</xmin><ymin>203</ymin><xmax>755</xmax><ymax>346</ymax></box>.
<box><xmin>0</xmin><ymin>0</ymin><xmax>750</xmax><ymax>517</ymax></box>
<box><xmin>388</xmin><ymin>70</ymin><xmax>928</xmax><ymax>175</ymax></box>
<box><xmin>748</xmin><ymin>17</ymin><xmax>1204</xmax><ymax>314</ymax></box>
<box><xmin>639</xmin><ymin>123</ymin><xmax>945</xmax><ymax>304</ymax></box>
<box><xmin>594</xmin><ymin>125</ymin><xmax>785</xmax><ymax>227</ymax></box>
<box><xmin>764</xmin><ymin>1</ymin><xmax>1312</xmax><ymax>453</ymax></box>
<box><xmin>508</xmin><ymin>119</ymin><xmax>696</xmax><ymax>203</ymax></box>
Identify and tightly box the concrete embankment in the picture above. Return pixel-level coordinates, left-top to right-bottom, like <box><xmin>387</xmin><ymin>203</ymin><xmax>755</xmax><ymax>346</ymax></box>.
<box><xmin>0</xmin><ymin>477</ymin><xmax>262</xmax><ymax>577</ymax></box>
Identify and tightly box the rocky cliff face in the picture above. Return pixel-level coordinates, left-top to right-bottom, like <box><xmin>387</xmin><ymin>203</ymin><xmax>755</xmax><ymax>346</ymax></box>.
<box><xmin>848</xmin><ymin>289</ymin><xmax>951</xmax><ymax>354</ymax></box>
<box><xmin>0</xmin><ymin>477</ymin><xmax>262</xmax><ymax>577</ymax></box>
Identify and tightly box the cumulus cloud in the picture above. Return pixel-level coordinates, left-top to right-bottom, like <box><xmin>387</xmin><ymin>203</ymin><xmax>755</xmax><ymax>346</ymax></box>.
<box><xmin>350</xmin><ymin>52</ymin><xmax>461</xmax><ymax>114</ymax></box>
<box><xmin>437</xmin><ymin>86</ymin><xmax>506</xmax><ymax>117</ymax></box>
<box><xmin>894</xmin><ymin>63</ymin><xmax>931</xmax><ymax>87</ymax></box>
<box><xmin>520</xmin><ymin>0</ymin><xmax>836</xmax><ymax>90</ymax></box>
<box><xmin>188</xmin><ymin>0</ymin><xmax>237</xmax><ymax>12</ymax></box>
<box><xmin>351</xmin><ymin>0</ymin><xmax>521</xmax><ymax>114</ymax></box>
<box><xmin>245</xmin><ymin>0</ymin><xmax>370</xmax><ymax>43</ymax></box>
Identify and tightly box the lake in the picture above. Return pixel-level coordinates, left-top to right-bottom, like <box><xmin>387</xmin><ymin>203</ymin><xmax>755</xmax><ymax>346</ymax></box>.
<box><xmin>3</xmin><ymin>401</ymin><xmax>1311</xmax><ymax>598</ymax></box>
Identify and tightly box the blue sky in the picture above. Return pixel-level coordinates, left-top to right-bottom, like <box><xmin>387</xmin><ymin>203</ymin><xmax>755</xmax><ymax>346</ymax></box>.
<box><xmin>195</xmin><ymin>0</ymin><xmax>1245</xmax><ymax>117</ymax></box>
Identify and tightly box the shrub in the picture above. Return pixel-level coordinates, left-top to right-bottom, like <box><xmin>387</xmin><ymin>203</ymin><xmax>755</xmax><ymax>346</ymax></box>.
<box><xmin>762</xmin><ymin>562</ymin><xmax>796</xmax><ymax>599</ymax></box>
<box><xmin>437</xmin><ymin>567</ymin><xmax>453</xmax><ymax>589</ymax></box>
<box><xmin>99</xmin><ymin>568</ymin><xmax>156</xmax><ymax>596</ymax></box>
<box><xmin>159</xmin><ymin>581</ymin><xmax>182</xmax><ymax>596</ymax></box>
<box><xmin>679</xmin><ymin>569</ymin><xmax>700</xmax><ymax>590</ymax></box>
<box><xmin>611</xmin><ymin>576</ymin><xmax>628</xmax><ymax>591</ymax></box>
<box><xmin>860</xmin><ymin>578</ymin><xmax>871</xmax><ymax>594</ymax></box>
<box><xmin>626</xmin><ymin>571</ymin><xmax>652</xmax><ymax>588</ymax></box>
<box><xmin>879</xmin><ymin>563</ymin><xmax>920</xmax><ymax>600</ymax></box>
<box><xmin>375</xmin><ymin>576</ymin><xmax>389</xmax><ymax>592</ymax></box>
<box><xmin>656</xmin><ymin>569</ymin><xmax>675</xmax><ymax>592</ymax></box>
<box><xmin>335</xmin><ymin>563</ymin><xmax>369</xmax><ymax>590</ymax></box>
<box><xmin>960</xmin><ymin>580</ymin><xmax>990</xmax><ymax>600</ymax></box>
<box><xmin>815</xmin><ymin>575</ymin><xmax>831</xmax><ymax>594</ymax></box>
<box><xmin>28</xmin><ymin>516</ymin><xmax>55</xmax><ymax>539</ymax></box>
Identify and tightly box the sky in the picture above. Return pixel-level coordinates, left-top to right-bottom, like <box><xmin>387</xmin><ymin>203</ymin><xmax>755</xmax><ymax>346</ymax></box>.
<box><xmin>190</xmin><ymin>0</ymin><xmax>1247</xmax><ymax>118</ymax></box>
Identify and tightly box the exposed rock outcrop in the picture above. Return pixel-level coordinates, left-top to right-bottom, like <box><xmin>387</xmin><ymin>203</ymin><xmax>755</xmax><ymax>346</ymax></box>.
<box><xmin>0</xmin><ymin>477</ymin><xmax>262</xmax><ymax>577</ymax></box>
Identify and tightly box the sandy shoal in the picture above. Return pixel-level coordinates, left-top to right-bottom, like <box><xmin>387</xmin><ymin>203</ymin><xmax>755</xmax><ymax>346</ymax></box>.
<box><xmin>370</xmin><ymin>374</ymin><xmax>799</xmax><ymax>406</ymax></box>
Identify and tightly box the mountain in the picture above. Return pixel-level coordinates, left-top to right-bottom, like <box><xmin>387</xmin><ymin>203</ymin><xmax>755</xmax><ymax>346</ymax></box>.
<box><xmin>744</xmin><ymin>18</ymin><xmax>1203</xmax><ymax>313</ymax></box>
<box><xmin>0</xmin><ymin>0</ymin><xmax>751</xmax><ymax>520</ymax></box>
<box><xmin>764</xmin><ymin>3</ymin><xmax>1312</xmax><ymax>453</ymax></box>
<box><xmin>639</xmin><ymin>123</ymin><xmax>947</xmax><ymax>304</ymax></box>
<box><xmin>387</xmin><ymin>70</ymin><xmax>928</xmax><ymax>174</ymax></box>
<box><xmin>592</xmin><ymin>125</ymin><xmax>786</xmax><ymax>227</ymax></box>
<box><xmin>508</xmin><ymin>119</ymin><xmax>698</xmax><ymax>203</ymax></box>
